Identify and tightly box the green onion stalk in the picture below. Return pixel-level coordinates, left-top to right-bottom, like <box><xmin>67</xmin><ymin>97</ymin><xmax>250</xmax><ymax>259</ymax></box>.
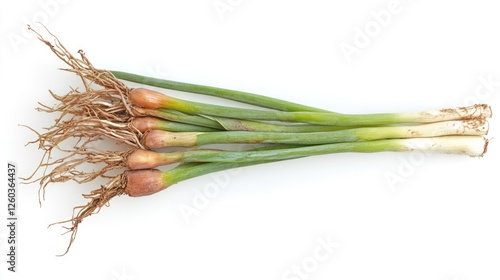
<box><xmin>110</xmin><ymin>71</ymin><xmax>330</xmax><ymax>113</ymax></box>
<box><xmin>34</xmin><ymin>119</ymin><xmax>489</xmax><ymax>188</ymax></box>
<box><xmin>127</xmin><ymin>135</ymin><xmax>488</xmax><ymax>195</ymax></box>
<box><xmin>128</xmin><ymin>87</ymin><xmax>491</xmax><ymax>126</ymax></box>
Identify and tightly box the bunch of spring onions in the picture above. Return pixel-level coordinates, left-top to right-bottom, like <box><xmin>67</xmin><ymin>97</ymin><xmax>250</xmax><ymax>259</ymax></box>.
<box><xmin>25</xmin><ymin>26</ymin><xmax>492</xmax><ymax>254</ymax></box>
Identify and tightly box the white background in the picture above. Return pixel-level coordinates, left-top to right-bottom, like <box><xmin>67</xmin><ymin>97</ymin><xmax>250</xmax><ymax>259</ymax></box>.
<box><xmin>1</xmin><ymin>0</ymin><xmax>500</xmax><ymax>279</ymax></box>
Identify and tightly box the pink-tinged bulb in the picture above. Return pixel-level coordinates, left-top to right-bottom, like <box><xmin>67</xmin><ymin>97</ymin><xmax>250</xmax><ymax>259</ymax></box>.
<box><xmin>125</xmin><ymin>169</ymin><xmax>167</xmax><ymax>197</ymax></box>
<box><xmin>130</xmin><ymin>117</ymin><xmax>160</xmax><ymax>133</ymax></box>
<box><xmin>126</xmin><ymin>149</ymin><xmax>179</xmax><ymax>169</ymax></box>
<box><xmin>127</xmin><ymin>149</ymin><xmax>162</xmax><ymax>169</ymax></box>
<box><xmin>129</xmin><ymin>88</ymin><xmax>170</xmax><ymax>109</ymax></box>
<box><xmin>144</xmin><ymin>130</ymin><xmax>171</xmax><ymax>148</ymax></box>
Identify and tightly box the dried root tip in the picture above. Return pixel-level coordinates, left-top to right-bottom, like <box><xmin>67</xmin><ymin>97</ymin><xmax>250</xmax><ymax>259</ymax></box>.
<box><xmin>439</xmin><ymin>104</ymin><xmax>492</xmax><ymax>120</ymax></box>
<box><xmin>479</xmin><ymin>138</ymin><xmax>490</xmax><ymax>157</ymax></box>
<box><xmin>463</xmin><ymin>118</ymin><xmax>490</xmax><ymax>135</ymax></box>
<box><xmin>50</xmin><ymin>173</ymin><xmax>127</xmax><ymax>256</ymax></box>
<box><xmin>475</xmin><ymin>104</ymin><xmax>492</xmax><ymax>119</ymax></box>
<box><xmin>125</xmin><ymin>169</ymin><xmax>168</xmax><ymax>197</ymax></box>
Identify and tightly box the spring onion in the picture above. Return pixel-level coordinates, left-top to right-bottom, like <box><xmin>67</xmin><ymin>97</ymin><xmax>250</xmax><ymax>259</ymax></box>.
<box><xmin>25</xmin><ymin>25</ymin><xmax>493</xmax><ymax>255</ymax></box>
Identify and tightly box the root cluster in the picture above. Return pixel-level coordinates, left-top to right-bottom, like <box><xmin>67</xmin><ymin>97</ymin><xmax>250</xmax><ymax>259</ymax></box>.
<box><xmin>50</xmin><ymin>173</ymin><xmax>126</xmax><ymax>256</ymax></box>
<box><xmin>25</xmin><ymin>26</ymin><xmax>141</xmax><ymax>254</ymax></box>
